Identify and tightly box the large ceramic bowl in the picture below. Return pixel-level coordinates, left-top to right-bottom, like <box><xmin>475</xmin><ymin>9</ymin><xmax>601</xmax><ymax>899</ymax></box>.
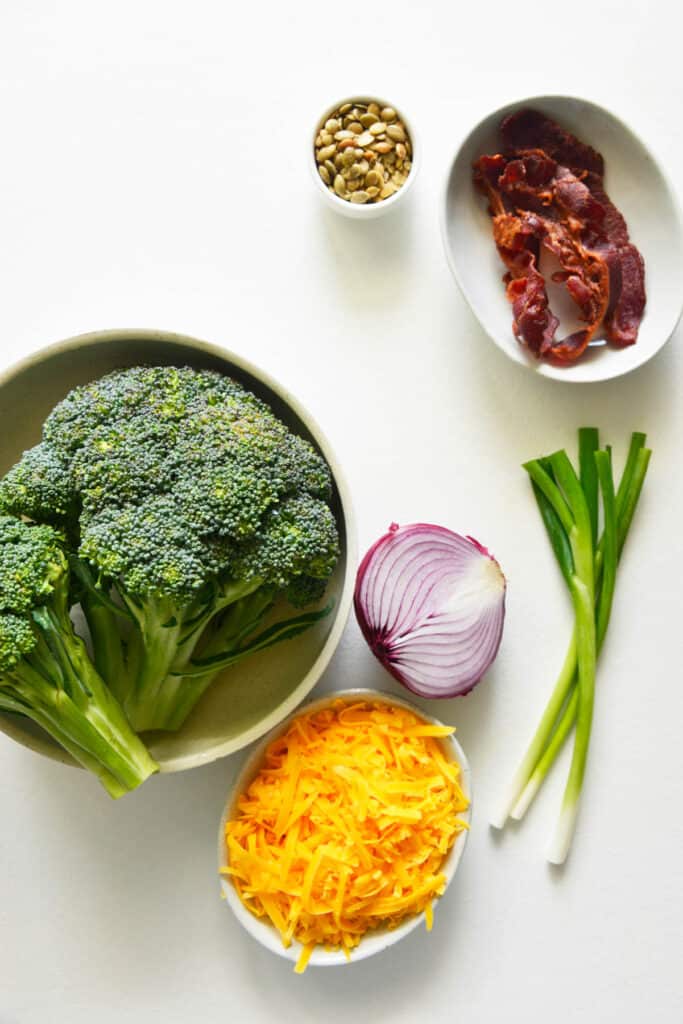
<box><xmin>441</xmin><ymin>95</ymin><xmax>683</xmax><ymax>382</ymax></box>
<box><xmin>0</xmin><ymin>329</ymin><xmax>356</xmax><ymax>772</ymax></box>
<box><xmin>218</xmin><ymin>688</ymin><xmax>472</xmax><ymax>968</ymax></box>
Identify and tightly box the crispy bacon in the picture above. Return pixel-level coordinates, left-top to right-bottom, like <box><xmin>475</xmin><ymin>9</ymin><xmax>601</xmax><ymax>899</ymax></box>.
<box><xmin>604</xmin><ymin>243</ymin><xmax>646</xmax><ymax>346</ymax></box>
<box><xmin>473</xmin><ymin>110</ymin><xmax>646</xmax><ymax>364</ymax></box>
<box><xmin>501</xmin><ymin>108</ymin><xmax>604</xmax><ymax>176</ymax></box>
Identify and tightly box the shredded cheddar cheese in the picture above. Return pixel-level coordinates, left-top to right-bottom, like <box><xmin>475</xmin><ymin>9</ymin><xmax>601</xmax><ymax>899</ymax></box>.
<box><xmin>222</xmin><ymin>699</ymin><xmax>469</xmax><ymax>972</ymax></box>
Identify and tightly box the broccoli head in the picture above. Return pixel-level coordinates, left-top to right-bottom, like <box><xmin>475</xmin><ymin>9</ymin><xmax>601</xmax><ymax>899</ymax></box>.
<box><xmin>0</xmin><ymin>366</ymin><xmax>341</xmax><ymax>732</ymax></box>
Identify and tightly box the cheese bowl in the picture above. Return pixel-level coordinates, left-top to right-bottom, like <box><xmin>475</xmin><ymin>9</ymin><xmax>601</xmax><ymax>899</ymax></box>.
<box><xmin>218</xmin><ymin>688</ymin><xmax>472</xmax><ymax>968</ymax></box>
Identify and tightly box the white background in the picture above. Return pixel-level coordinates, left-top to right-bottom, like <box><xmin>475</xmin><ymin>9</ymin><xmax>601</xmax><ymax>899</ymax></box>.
<box><xmin>1</xmin><ymin>3</ymin><xmax>681</xmax><ymax>1022</ymax></box>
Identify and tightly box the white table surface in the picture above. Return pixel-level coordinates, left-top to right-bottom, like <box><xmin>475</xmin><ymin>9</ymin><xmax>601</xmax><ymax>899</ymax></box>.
<box><xmin>1</xmin><ymin>3</ymin><xmax>681</xmax><ymax>1022</ymax></box>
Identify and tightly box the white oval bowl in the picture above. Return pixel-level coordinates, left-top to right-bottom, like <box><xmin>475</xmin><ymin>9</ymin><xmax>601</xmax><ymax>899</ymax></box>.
<box><xmin>310</xmin><ymin>95</ymin><xmax>419</xmax><ymax>219</ymax></box>
<box><xmin>218</xmin><ymin>687</ymin><xmax>472</xmax><ymax>968</ymax></box>
<box><xmin>441</xmin><ymin>94</ymin><xmax>683</xmax><ymax>382</ymax></box>
<box><xmin>0</xmin><ymin>328</ymin><xmax>356</xmax><ymax>773</ymax></box>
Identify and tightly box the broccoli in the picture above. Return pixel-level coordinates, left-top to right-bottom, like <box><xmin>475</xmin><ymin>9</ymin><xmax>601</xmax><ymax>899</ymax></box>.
<box><xmin>0</xmin><ymin>515</ymin><xmax>158</xmax><ymax>796</ymax></box>
<box><xmin>0</xmin><ymin>366</ymin><xmax>340</xmax><ymax>732</ymax></box>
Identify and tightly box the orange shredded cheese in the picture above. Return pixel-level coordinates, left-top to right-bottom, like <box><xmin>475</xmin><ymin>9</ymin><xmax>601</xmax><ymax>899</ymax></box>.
<box><xmin>222</xmin><ymin>699</ymin><xmax>469</xmax><ymax>971</ymax></box>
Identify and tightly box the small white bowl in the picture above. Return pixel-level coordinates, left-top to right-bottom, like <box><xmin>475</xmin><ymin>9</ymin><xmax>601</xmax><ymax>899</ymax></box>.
<box><xmin>441</xmin><ymin>95</ymin><xmax>683</xmax><ymax>382</ymax></box>
<box><xmin>218</xmin><ymin>688</ymin><xmax>471</xmax><ymax>968</ymax></box>
<box><xmin>310</xmin><ymin>95</ymin><xmax>419</xmax><ymax>219</ymax></box>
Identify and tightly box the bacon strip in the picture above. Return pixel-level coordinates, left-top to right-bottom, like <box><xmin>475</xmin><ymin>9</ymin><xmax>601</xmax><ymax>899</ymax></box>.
<box><xmin>473</xmin><ymin>110</ymin><xmax>646</xmax><ymax>364</ymax></box>
<box><xmin>501</xmin><ymin>108</ymin><xmax>604</xmax><ymax>176</ymax></box>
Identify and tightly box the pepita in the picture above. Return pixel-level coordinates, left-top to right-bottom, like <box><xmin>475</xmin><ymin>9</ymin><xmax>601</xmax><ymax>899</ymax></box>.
<box><xmin>356</xmin><ymin>131</ymin><xmax>374</xmax><ymax>147</ymax></box>
<box><xmin>315</xmin><ymin>98</ymin><xmax>412</xmax><ymax>205</ymax></box>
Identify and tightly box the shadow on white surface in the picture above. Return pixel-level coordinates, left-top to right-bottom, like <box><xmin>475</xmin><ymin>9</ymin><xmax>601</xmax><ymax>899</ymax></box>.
<box><xmin>315</xmin><ymin>200</ymin><xmax>418</xmax><ymax>310</ymax></box>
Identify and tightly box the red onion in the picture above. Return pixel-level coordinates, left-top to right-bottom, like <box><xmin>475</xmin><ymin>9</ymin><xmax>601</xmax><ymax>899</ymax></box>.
<box><xmin>354</xmin><ymin>523</ymin><xmax>506</xmax><ymax>698</ymax></box>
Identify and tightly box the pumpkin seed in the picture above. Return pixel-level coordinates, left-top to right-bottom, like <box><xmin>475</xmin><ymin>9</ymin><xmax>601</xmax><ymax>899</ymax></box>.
<box><xmin>356</xmin><ymin>131</ymin><xmax>374</xmax><ymax>147</ymax></box>
<box><xmin>315</xmin><ymin>99</ymin><xmax>412</xmax><ymax>205</ymax></box>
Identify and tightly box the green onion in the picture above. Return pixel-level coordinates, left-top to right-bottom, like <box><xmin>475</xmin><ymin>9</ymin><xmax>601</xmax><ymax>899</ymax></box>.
<box><xmin>491</xmin><ymin>430</ymin><xmax>651</xmax><ymax>863</ymax></box>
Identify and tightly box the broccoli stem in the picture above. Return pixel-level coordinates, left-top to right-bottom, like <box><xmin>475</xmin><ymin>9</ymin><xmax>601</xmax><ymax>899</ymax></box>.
<box><xmin>79</xmin><ymin>594</ymin><xmax>127</xmax><ymax>697</ymax></box>
<box><xmin>118</xmin><ymin>582</ymin><xmax>266</xmax><ymax>732</ymax></box>
<box><xmin>2</xmin><ymin>619</ymin><xmax>158</xmax><ymax>797</ymax></box>
<box><xmin>0</xmin><ymin>689</ymin><xmax>128</xmax><ymax>798</ymax></box>
<box><xmin>151</xmin><ymin>593</ymin><xmax>334</xmax><ymax>732</ymax></box>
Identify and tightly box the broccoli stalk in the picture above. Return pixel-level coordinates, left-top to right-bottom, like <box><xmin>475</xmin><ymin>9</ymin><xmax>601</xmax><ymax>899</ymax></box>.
<box><xmin>112</xmin><ymin>578</ymin><xmax>265</xmax><ymax>731</ymax></box>
<box><xmin>0</xmin><ymin>517</ymin><xmax>158</xmax><ymax>796</ymax></box>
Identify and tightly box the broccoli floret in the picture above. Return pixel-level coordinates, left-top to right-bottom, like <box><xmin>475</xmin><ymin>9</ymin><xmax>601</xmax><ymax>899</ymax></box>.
<box><xmin>230</xmin><ymin>496</ymin><xmax>340</xmax><ymax>587</ymax></box>
<box><xmin>2</xmin><ymin>366</ymin><xmax>341</xmax><ymax>733</ymax></box>
<box><xmin>0</xmin><ymin>443</ymin><xmax>75</xmax><ymax>528</ymax></box>
<box><xmin>0</xmin><ymin>515</ymin><xmax>158</xmax><ymax>796</ymax></box>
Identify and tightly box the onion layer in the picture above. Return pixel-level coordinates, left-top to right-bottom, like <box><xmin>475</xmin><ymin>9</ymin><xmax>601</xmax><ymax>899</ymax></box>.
<box><xmin>354</xmin><ymin>523</ymin><xmax>506</xmax><ymax>698</ymax></box>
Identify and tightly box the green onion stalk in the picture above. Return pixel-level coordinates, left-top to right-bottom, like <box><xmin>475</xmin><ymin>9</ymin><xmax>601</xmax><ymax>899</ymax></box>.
<box><xmin>490</xmin><ymin>430</ymin><xmax>651</xmax><ymax>864</ymax></box>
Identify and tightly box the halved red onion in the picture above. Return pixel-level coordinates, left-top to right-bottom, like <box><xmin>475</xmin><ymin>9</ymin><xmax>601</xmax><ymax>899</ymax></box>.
<box><xmin>354</xmin><ymin>523</ymin><xmax>506</xmax><ymax>698</ymax></box>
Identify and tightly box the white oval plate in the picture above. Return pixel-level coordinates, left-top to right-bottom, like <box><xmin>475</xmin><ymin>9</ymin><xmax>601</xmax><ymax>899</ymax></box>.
<box><xmin>441</xmin><ymin>95</ymin><xmax>683</xmax><ymax>383</ymax></box>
